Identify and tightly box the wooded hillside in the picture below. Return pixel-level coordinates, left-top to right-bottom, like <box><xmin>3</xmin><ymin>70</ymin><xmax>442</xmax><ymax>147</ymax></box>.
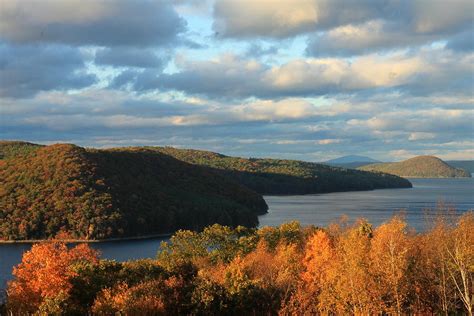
<box><xmin>0</xmin><ymin>143</ymin><xmax>267</xmax><ymax>240</ymax></box>
<box><xmin>147</xmin><ymin>146</ymin><xmax>412</xmax><ymax>194</ymax></box>
<box><xmin>360</xmin><ymin>156</ymin><xmax>471</xmax><ymax>178</ymax></box>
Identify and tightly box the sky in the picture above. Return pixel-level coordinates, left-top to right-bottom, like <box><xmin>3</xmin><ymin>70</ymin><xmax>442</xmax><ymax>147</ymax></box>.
<box><xmin>0</xmin><ymin>0</ymin><xmax>473</xmax><ymax>162</ymax></box>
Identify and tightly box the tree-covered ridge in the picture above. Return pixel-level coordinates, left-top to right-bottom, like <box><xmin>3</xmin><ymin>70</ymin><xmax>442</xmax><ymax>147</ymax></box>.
<box><xmin>359</xmin><ymin>155</ymin><xmax>472</xmax><ymax>178</ymax></box>
<box><xmin>0</xmin><ymin>141</ymin><xmax>43</xmax><ymax>160</ymax></box>
<box><xmin>0</xmin><ymin>143</ymin><xmax>267</xmax><ymax>240</ymax></box>
<box><xmin>141</xmin><ymin>146</ymin><xmax>412</xmax><ymax>194</ymax></box>
<box><xmin>4</xmin><ymin>214</ymin><xmax>474</xmax><ymax>315</ymax></box>
<box><xmin>0</xmin><ymin>140</ymin><xmax>411</xmax><ymax>241</ymax></box>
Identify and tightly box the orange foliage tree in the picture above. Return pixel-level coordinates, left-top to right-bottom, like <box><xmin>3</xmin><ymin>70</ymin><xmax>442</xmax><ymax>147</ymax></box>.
<box><xmin>370</xmin><ymin>216</ymin><xmax>411</xmax><ymax>314</ymax></box>
<box><xmin>7</xmin><ymin>242</ymin><xmax>99</xmax><ymax>314</ymax></box>
<box><xmin>330</xmin><ymin>221</ymin><xmax>380</xmax><ymax>314</ymax></box>
<box><xmin>4</xmin><ymin>216</ymin><xmax>473</xmax><ymax>315</ymax></box>
<box><xmin>284</xmin><ymin>229</ymin><xmax>336</xmax><ymax>314</ymax></box>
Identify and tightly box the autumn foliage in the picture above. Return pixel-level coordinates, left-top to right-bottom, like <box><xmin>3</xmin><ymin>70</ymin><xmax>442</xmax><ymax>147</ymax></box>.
<box><xmin>7</xmin><ymin>242</ymin><xmax>99</xmax><ymax>314</ymax></box>
<box><xmin>0</xmin><ymin>142</ymin><xmax>267</xmax><ymax>240</ymax></box>
<box><xmin>5</xmin><ymin>213</ymin><xmax>474</xmax><ymax>315</ymax></box>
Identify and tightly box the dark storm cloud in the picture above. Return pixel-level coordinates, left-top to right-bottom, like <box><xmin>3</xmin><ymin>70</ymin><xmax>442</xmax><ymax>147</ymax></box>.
<box><xmin>0</xmin><ymin>0</ymin><xmax>186</xmax><ymax>47</ymax></box>
<box><xmin>0</xmin><ymin>43</ymin><xmax>96</xmax><ymax>98</ymax></box>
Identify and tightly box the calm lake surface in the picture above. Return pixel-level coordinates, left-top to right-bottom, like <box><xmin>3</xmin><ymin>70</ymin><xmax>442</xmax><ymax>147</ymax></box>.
<box><xmin>1</xmin><ymin>177</ymin><xmax>473</xmax><ymax>290</ymax></box>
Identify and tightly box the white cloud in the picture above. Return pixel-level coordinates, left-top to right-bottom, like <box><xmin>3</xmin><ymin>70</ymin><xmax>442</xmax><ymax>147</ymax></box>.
<box><xmin>212</xmin><ymin>0</ymin><xmax>390</xmax><ymax>38</ymax></box>
<box><xmin>317</xmin><ymin>139</ymin><xmax>341</xmax><ymax>145</ymax></box>
<box><xmin>213</xmin><ymin>0</ymin><xmax>319</xmax><ymax>38</ymax></box>
<box><xmin>307</xmin><ymin>20</ymin><xmax>436</xmax><ymax>56</ymax></box>
<box><xmin>408</xmin><ymin>132</ymin><xmax>436</xmax><ymax>141</ymax></box>
<box><xmin>212</xmin><ymin>0</ymin><xmax>473</xmax><ymax>57</ymax></box>
<box><xmin>437</xmin><ymin>150</ymin><xmax>474</xmax><ymax>160</ymax></box>
<box><xmin>266</xmin><ymin>53</ymin><xmax>426</xmax><ymax>91</ymax></box>
<box><xmin>150</xmin><ymin>49</ymin><xmax>471</xmax><ymax>98</ymax></box>
<box><xmin>233</xmin><ymin>99</ymin><xmax>316</xmax><ymax>121</ymax></box>
<box><xmin>1</xmin><ymin>0</ymin><xmax>472</xmax><ymax>162</ymax></box>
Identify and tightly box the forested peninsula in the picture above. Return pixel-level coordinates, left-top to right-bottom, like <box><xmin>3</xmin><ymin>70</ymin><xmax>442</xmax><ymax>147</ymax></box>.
<box><xmin>0</xmin><ymin>141</ymin><xmax>411</xmax><ymax>240</ymax></box>
<box><xmin>143</xmin><ymin>146</ymin><xmax>412</xmax><ymax>194</ymax></box>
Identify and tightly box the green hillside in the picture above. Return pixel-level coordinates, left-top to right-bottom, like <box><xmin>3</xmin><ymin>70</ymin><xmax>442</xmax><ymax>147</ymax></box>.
<box><xmin>144</xmin><ymin>147</ymin><xmax>412</xmax><ymax>194</ymax></box>
<box><xmin>0</xmin><ymin>143</ymin><xmax>267</xmax><ymax>240</ymax></box>
<box><xmin>359</xmin><ymin>156</ymin><xmax>471</xmax><ymax>178</ymax></box>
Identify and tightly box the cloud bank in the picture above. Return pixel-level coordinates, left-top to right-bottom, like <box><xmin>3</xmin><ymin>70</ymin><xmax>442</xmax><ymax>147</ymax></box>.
<box><xmin>0</xmin><ymin>0</ymin><xmax>472</xmax><ymax>161</ymax></box>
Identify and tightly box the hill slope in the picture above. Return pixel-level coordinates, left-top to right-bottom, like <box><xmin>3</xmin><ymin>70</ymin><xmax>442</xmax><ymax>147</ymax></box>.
<box><xmin>0</xmin><ymin>140</ymin><xmax>42</xmax><ymax>159</ymax></box>
<box><xmin>0</xmin><ymin>141</ymin><xmax>412</xmax><ymax>240</ymax></box>
<box><xmin>324</xmin><ymin>155</ymin><xmax>380</xmax><ymax>169</ymax></box>
<box><xmin>359</xmin><ymin>156</ymin><xmax>471</xmax><ymax>178</ymax></box>
<box><xmin>0</xmin><ymin>143</ymin><xmax>267</xmax><ymax>240</ymax></box>
<box><xmin>144</xmin><ymin>147</ymin><xmax>412</xmax><ymax>194</ymax></box>
<box><xmin>446</xmin><ymin>160</ymin><xmax>474</xmax><ymax>174</ymax></box>
<box><xmin>325</xmin><ymin>155</ymin><xmax>380</xmax><ymax>164</ymax></box>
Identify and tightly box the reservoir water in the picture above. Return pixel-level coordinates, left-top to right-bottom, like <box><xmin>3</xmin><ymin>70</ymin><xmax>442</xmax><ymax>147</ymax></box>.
<box><xmin>1</xmin><ymin>177</ymin><xmax>473</xmax><ymax>291</ymax></box>
<box><xmin>259</xmin><ymin>177</ymin><xmax>474</xmax><ymax>229</ymax></box>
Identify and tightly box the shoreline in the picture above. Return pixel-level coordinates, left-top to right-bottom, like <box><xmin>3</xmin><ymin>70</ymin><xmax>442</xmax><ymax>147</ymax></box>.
<box><xmin>402</xmin><ymin>176</ymin><xmax>472</xmax><ymax>179</ymax></box>
<box><xmin>262</xmin><ymin>185</ymin><xmax>413</xmax><ymax>197</ymax></box>
<box><xmin>0</xmin><ymin>233</ymin><xmax>172</xmax><ymax>244</ymax></box>
<box><xmin>0</xmin><ymin>186</ymin><xmax>414</xmax><ymax>243</ymax></box>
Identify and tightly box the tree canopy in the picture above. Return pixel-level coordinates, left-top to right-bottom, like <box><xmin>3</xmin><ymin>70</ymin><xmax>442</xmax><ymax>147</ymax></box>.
<box><xmin>0</xmin><ymin>143</ymin><xmax>267</xmax><ymax>240</ymax></box>
<box><xmin>1</xmin><ymin>141</ymin><xmax>411</xmax><ymax>240</ymax></box>
<box><xmin>137</xmin><ymin>146</ymin><xmax>412</xmax><ymax>194</ymax></box>
<box><xmin>4</xmin><ymin>213</ymin><xmax>473</xmax><ymax>315</ymax></box>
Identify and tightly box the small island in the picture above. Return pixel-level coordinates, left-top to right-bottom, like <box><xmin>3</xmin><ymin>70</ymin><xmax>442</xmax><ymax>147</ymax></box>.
<box><xmin>359</xmin><ymin>155</ymin><xmax>471</xmax><ymax>178</ymax></box>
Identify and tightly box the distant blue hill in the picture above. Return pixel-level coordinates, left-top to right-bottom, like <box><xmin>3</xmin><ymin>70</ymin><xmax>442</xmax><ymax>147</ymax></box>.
<box><xmin>326</xmin><ymin>155</ymin><xmax>380</xmax><ymax>164</ymax></box>
<box><xmin>324</xmin><ymin>155</ymin><xmax>381</xmax><ymax>169</ymax></box>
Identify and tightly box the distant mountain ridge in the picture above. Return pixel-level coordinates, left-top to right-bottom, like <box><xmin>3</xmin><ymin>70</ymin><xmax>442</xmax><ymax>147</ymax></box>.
<box><xmin>324</xmin><ymin>155</ymin><xmax>380</xmax><ymax>169</ymax></box>
<box><xmin>325</xmin><ymin>155</ymin><xmax>380</xmax><ymax>164</ymax></box>
<box><xmin>359</xmin><ymin>155</ymin><xmax>471</xmax><ymax>178</ymax></box>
